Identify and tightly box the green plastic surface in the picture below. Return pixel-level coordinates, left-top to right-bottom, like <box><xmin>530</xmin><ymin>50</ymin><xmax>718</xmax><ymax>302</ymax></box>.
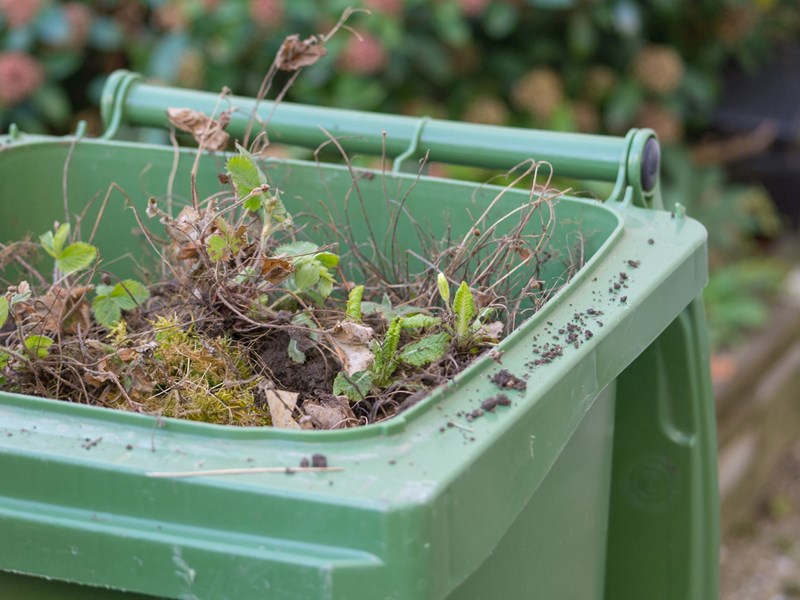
<box><xmin>0</xmin><ymin>86</ymin><xmax>717</xmax><ymax>599</ymax></box>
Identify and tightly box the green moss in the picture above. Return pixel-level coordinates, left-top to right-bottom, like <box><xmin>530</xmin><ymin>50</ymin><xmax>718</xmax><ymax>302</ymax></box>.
<box><xmin>143</xmin><ymin>315</ymin><xmax>269</xmax><ymax>426</ymax></box>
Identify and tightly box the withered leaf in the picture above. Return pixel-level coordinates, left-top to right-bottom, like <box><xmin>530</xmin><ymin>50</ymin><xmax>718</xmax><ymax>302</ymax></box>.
<box><xmin>275</xmin><ymin>34</ymin><xmax>328</xmax><ymax>71</ymax></box>
<box><xmin>265</xmin><ymin>389</ymin><xmax>301</xmax><ymax>429</ymax></box>
<box><xmin>15</xmin><ymin>284</ymin><xmax>93</xmax><ymax>335</ymax></box>
<box><xmin>329</xmin><ymin>321</ymin><xmax>374</xmax><ymax>375</ymax></box>
<box><xmin>85</xmin><ymin>365</ymin><xmax>115</xmax><ymax>388</ymax></box>
<box><xmin>167</xmin><ymin>107</ymin><xmax>232</xmax><ymax>151</ymax></box>
<box><xmin>477</xmin><ymin>321</ymin><xmax>504</xmax><ymax>341</ymax></box>
<box><xmin>176</xmin><ymin>242</ymin><xmax>201</xmax><ymax>260</ymax></box>
<box><xmin>116</xmin><ymin>347</ymin><xmax>139</xmax><ymax>362</ymax></box>
<box><xmin>261</xmin><ymin>256</ymin><xmax>294</xmax><ymax>283</ymax></box>
<box><xmin>302</xmin><ymin>397</ymin><xmax>356</xmax><ymax>430</ymax></box>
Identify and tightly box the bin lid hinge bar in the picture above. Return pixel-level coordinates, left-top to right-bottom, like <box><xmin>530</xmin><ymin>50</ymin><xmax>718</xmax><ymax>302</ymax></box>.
<box><xmin>100</xmin><ymin>70</ymin><xmax>143</xmax><ymax>140</ymax></box>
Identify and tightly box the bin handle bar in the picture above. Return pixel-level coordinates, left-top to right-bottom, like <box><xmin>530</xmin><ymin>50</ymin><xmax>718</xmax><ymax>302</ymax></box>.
<box><xmin>100</xmin><ymin>70</ymin><xmax>661</xmax><ymax>205</ymax></box>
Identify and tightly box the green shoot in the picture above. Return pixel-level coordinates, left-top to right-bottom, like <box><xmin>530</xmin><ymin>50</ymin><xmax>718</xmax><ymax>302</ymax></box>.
<box><xmin>206</xmin><ymin>219</ymin><xmax>245</xmax><ymax>262</ymax></box>
<box><xmin>437</xmin><ymin>272</ymin><xmax>450</xmax><ymax>308</ymax></box>
<box><xmin>345</xmin><ymin>285</ymin><xmax>364</xmax><ymax>321</ymax></box>
<box><xmin>277</xmin><ymin>241</ymin><xmax>339</xmax><ymax>301</ymax></box>
<box><xmin>40</xmin><ymin>223</ymin><xmax>97</xmax><ymax>276</ymax></box>
<box><xmin>226</xmin><ymin>145</ymin><xmax>290</xmax><ymax>225</ymax></box>
<box><xmin>453</xmin><ymin>281</ymin><xmax>476</xmax><ymax>340</ymax></box>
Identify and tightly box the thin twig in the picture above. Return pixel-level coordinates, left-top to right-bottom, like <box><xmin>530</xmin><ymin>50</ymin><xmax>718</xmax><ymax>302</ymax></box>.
<box><xmin>146</xmin><ymin>466</ymin><xmax>345</xmax><ymax>478</ymax></box>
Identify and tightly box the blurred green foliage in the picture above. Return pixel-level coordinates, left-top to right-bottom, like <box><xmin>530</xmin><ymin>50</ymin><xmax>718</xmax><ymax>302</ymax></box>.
<box><xmin>704</xmin><ymin>258</ymin><xmax>787</xmax><ymax>349</ymax></box>
<box><xmin>2</xmin><ymin>0</ymin><xmax>798</xmax><ymax>137</ymax></box>
<box><xmin>1</xmin><ymin>0</ymin><xmax>796</xmax><ymax>349</ymax></box>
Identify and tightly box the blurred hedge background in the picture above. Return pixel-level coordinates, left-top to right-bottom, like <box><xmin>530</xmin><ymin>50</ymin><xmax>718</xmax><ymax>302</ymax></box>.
<box><xmin>1</xmin><ymin>0</ymin><xmax>799</xmax><ymax>351</ymax></box>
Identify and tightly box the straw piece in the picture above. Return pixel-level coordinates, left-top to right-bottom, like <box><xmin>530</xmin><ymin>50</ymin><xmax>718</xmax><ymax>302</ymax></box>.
<box><xmin>146</xmin><ymin>466</ymin><xmax>344</xmax><ymax>478</ymax></box>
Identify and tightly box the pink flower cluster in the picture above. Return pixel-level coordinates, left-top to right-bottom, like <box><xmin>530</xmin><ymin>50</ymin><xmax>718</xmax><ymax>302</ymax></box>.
<box><xmin>250</xmin><ymin>0</ymin><xmax>285</xmax><ymax>30</ymax></box>
<box><xmin>63</xmin><ymin>2</ymin><xmax>93</xmax><ymax>48</ymax></box>
<box><xmin>339</xmin><ymin>33</ymin><xmax>388</xmax><ymax>75</ymax></box>
<box><xmin>0</xmin><ymin>0</ymin><xmax>41</xmax><ymax>29</ymax></box>
<box><xmin>0</xmin><ymin>52</ymin><xmax>44</xmax><ymax>107</ymax></box>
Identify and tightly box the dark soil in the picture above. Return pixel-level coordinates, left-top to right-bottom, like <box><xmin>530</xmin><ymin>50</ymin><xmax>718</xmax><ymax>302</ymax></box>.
<box><xmin>256</xmin><ymin>331</ymin><xmax>339</xmax><ymax>399</ymax></box>
<box><xmin>490</xmin><ymin>369</ymin><xmax>527</xmax><ymax>391</ymax></box>
<box><xmin>481</xmin><ymin>393</ymin><xmax>511</xmax><ymax>411</ymax></box>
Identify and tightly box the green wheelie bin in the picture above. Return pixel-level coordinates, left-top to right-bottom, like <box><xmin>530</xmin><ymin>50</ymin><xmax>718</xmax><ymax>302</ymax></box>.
<box><xmin>0</xmin><ymin>71</ymin><xmax>718</xmax><ymax>599</ymax></box>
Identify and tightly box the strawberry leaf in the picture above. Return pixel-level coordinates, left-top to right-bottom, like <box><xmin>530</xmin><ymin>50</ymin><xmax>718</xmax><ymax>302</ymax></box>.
<box><xmin>57</xmin><ymin>242</ymin><xmax>97</xmax><ymax>275</ymax></box>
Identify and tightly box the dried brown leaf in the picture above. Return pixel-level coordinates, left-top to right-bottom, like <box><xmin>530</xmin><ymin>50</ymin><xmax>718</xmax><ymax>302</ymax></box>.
<box><xmin>116</xmin><ymin>347</ymin><xmax>138</xmax><ymax>362</ymax></box>
<box><xmin>85</xmin><ymin>359</ymin><xmax>115</xmax><ymax>387</ymax></box>
<box><xmin>265</xmin><ymin>389</ymin><xmax>300</xmax><ymax>429</ymax></box>
<box><xmin>166</xmin><ymin>107</ymin><xmax>231</xmax><ymax>151</ymax></box>
<box><xmin>261</xmin><ymin>256</ymin><xmax>294</xmax><ymax>283</ymax></box>
<box><xmin>329</xmin><ymin>321</ymin><xmax>374</xmax><ymax>375</ymax></box>
<box><xmin>477</xmin><ymin>321</ymin><xmax>504</xmax><ymax>341</ymax></box>
<box><xmin>275</xmin><ymin>34</ymin><xmax>328</xmax><ymax>71</ymax></box>
<box><xmin>176</xmin><ymin>243</ymin><xmax>201</xmax><ymax>260</ymax></box>
<box><xmin>15</xmin><ymin>284</ymin><xmax>93</xmax><ymax>335</ymax></box>
<box><xmin>302</xmin><ymin>397</ymin><xmax>356</xmax><ymax>430</ymax></box>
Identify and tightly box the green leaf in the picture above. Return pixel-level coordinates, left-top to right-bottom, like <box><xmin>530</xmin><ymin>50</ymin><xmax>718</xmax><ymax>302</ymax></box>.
<box><xmin>52</xmin><ymin>223</ymin><xmax>70</xmax><ymax>255</ymax></box>
<box><xmin>437</xmin><ymin>272</ymin><xmax>450</xmax><ymax>307</ymax></box>
<box><xmin>316</xmin><ymin>272</ymin><xmax>334</xmax><ymax>299</ymax></box>
<box><xmin>453</xmin><ymin>282</ymin><xmax>475</xmax><ymax>338</ymax></box>
<box><xmin>276</xmin><ymin>241</ymin><xmax>319</xmax><ymax>257</ymax></box>
<box><xmin>294</xmin><ymin>262</ymin><xmax>321</xmax><ymax>290</ymax></box>
<box><xmin>24</xmin><ymin>335</ymin><xmax>54</xmax><ymax>359</ymax></box>
<box><xmin>95</xmin><ymin>284</ymin><xmax>114</xmax><ymax>297</ymax></box>
<box><xmin>314</xmin><ymin>252</ymin><xmax>339</xmax><ymax>269</ymax></box>
<box><xmin>346</xmin><ymin>285</ymin><xmax>364</xmax><ymax>321</ymax></box>
<box><xmin>398</xmin><ymin>332</ymin><xmax>451</xmax><ymax>367</ymax></box>
<box><xmin>287</xmin><ymin>339</ymin><xmax>307</xmax><ymax>364</ymax></box>
<box><xmin>332</xmin><ymin>370</ymin><xmax>374</xmax><ymax>402</ymax></box>
<box><xmin>57</xmin><ymin>242</ymin><xmax>97</xmax><ymax>275</ymax></box>
<box><xmin>226</xmin><ymin>152</ymin><xmax>268</xmax><ymax>211</ymax></box>
<box><xmin>110</xmin><ymin>280</ymin><xmax>150</xmax><ymax>310</ymax></box>
<box><xmin>206</xmin><ymin>234</ymin><xmax>229</xmax><ymax>261</ymax></box>
<box><xmin>0</xmin><ymin>351</ymin><xmax>8</xmax><ymax>369</ymax></box>
<box><xmin>0</xmin><ymin>297</ymin><xmax>8</xmax><ymax>330</ymax></box>
<box><xmin>92</xmin><ymin>295</ymin><xmax>122</xmax><ymax>328</ymax></box>
<box><xmin>39</xmin><ymin>231</ymin><xmax>56</xmax><ymax>258</ymax></box>
<box><xmin>401</xmin><ymin>314</ymin><xmax>441</xmax><ymax>329</ymax></box>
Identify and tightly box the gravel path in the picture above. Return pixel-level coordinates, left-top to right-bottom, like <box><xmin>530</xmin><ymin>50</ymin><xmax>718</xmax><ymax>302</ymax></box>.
<box><xmin>721</xmin><ymin>441</ymin><xmax>800</xmax><ymax>600</ymax></box>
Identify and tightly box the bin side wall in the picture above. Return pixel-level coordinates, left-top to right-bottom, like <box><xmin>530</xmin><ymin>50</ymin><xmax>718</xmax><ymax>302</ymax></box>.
<box><xmin>446</xmin><ymin>383</ymin><xmax>616</xmax><ymax>600</ymax></box>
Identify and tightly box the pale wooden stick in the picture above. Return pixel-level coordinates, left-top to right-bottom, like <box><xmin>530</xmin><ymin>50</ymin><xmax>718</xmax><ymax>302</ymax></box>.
<box><xmin>146</xmin><ymin>466</ymin><xmax>344</xmax><ymax>478</ymax></box>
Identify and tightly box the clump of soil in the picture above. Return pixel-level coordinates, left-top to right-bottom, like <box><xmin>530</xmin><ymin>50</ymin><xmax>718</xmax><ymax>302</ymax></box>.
<box><xmin>490</xmin><ymin>369</ymin><xmax>527</xmax><ymax>392</ymax></box>
<box><xmin>481</xmin><ymin>393</ymin><xmax>511</xmax><ymax>411</ymax></box>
